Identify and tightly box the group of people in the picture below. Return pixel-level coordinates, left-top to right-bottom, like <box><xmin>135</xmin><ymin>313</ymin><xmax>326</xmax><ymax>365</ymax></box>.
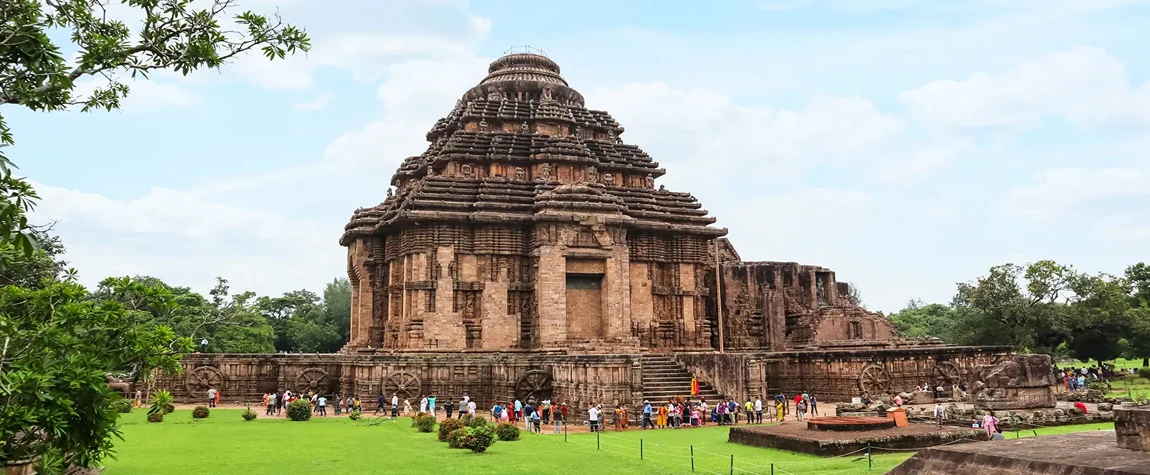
<box><xmin>912</xmin><ymin>382</ymin><xmax>968</xmax><ymax>399</ymax></box>
<box><xmin>258</xmin><ymin>390</ymin><xmax>362</xmax><ymax>416</ymax></box>
<box><xmin>392</xmin><ymin>394</ymin><xmax>569</xmax><ymax>434</ymax></box>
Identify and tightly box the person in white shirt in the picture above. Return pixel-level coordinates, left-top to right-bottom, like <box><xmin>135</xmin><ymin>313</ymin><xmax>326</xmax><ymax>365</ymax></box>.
<box><xmin>933</xmin><ymin>403</ymin><xmax>945</xmax><ymax>428</ymax></box>
<box><xmin>588</xmin><ymin>404</ymin><xmax>601</xmax><ymax>432</ymax></box>
<box><xmin>467</xmin><ymin>400</ymin><xmax>477</xmax><ymax>416</ymax></box>
<box><xmin>390</xmin><ymin>394</ymin><xmax>399</xmax><ymax>419</ymax></box>
<box><xmin>207</xmin><ymin>388</ymin><xmax>217</xmax><ymax>408</ymax></box>
<box><xmin>754</xmin><ymin>398</ymin><xmax>763</xmax><ymax>424</ymax></box>
<box><xmin>318</xmin><ymin>396</ymin><xmax>327</xmax><ymax>416</ymax></box>
<box><xmin>419</xmin><ymin>396</ymin><xmax>428</xmax><ymax>414</ymax></box>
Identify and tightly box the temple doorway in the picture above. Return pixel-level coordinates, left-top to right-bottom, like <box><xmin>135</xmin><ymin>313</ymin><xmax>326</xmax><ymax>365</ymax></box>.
<box><xmin>566</xmin><ymin>273</ymin><xmax>603</xmax><ymax>338</ymax></box>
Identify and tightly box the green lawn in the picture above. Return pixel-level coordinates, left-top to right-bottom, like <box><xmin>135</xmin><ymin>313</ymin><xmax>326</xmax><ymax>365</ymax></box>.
<box><xmin>101</xmin><ymin>410</ymin><xmax>1115</xmax><ymax>475</ymax></box>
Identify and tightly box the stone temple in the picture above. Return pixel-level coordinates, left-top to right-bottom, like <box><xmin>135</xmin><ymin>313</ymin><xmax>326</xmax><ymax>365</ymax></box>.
<box><xmin>158</xmin><ymin>51</ymin><xmax>1009</xmax><ymax>409</ymax></box>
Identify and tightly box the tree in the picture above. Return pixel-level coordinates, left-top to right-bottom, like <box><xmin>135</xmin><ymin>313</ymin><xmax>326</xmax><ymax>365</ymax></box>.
<box><xmin>1064</xmin><ymin>272</ymin><xmax>1132</xmax><ymax>366</ymax></box>
<box><xmin>323</xmin><ymin>278</ymin><xmax>351</xmax><ymax>342</ymax></box>
<box><xmin>0</xmin><ymin>0</ymin><xmax>309</xmax><ymax>259</ymax></box>
<box><xmin>0</xmin><ymin>227</ymin><xmax>68</xmax><ymax>288</ymax></box>
<box><xmin>0</xmin><ymin>280</ymin><xmax>191</xmax><ymax>472</ymax></box>
<box><xmin>951</xmin><ymin>260</ymin><xmax>1075</xmax><ymax>353</ymax></box>
<box><xmin>841</xmin><ymin>281</ymin><xmax>865</xmax><ymax>309</ymax></box>
<box><xmin>887</xmin><ymin>299</ymin><xmax>958</xmax><ymax>341</ymax></box>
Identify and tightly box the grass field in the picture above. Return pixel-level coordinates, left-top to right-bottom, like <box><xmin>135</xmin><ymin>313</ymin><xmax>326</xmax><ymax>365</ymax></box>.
<box><xmin>101</xmin><ymin>410</ymin><xmax>1118</xmax><ymax>475</ymax></box>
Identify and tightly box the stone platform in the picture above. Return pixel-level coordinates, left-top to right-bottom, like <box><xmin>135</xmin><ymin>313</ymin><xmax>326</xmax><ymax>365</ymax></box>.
<box><xmin>887</xmin><ymin>431</ymin><xmax>1150</xmax><ymax>475</ymax></box>
<box><xmin>806</xmin><ymin>416</ymin><xmax>895</xmax><ymax>431</ymax></box>
<box><xmin>728</xmin><ymin>420</ymin><xmax>985</xmax><ymax>456</ymax></box>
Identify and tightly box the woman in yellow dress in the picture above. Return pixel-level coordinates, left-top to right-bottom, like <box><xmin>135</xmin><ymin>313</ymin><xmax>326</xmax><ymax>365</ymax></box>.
<box><xmin>776</xmin><ymin>400</ymin><xmax>785</xmax><ymax>422</ymax></box>
<box><xmin>656</xmin><ymin>403</ymin><xmax>668</xmax><ymax>428</ymax></box>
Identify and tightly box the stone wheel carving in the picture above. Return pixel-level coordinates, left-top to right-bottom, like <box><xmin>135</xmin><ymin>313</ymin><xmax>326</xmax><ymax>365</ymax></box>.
<box><xmin>933</xmin><ymin>362</ymin><xmax>962</xmax><ymax>386</ymax></box>
<box><xmin>515</xmin><ymin>370</ymin><xmax>553</xmax><ymax>402</ymax></box>
<box><xmin>858</xmin><ymin>365</ymin><xmax>891</xmax><ymax>394</ymax></box>
<box><xmin>383</xmin><ymin>372</ymin><xmax>421</xmax><ymax>401</ymax></box>
<box><xmin>184</xmin><ymin>366</ymin><xmax>224</xmax><ymax>397</ymax></box>
<box><xmin>295</xmin><ymin>367</ymin><xmax>328</xmax><ymax>392</ymax></box>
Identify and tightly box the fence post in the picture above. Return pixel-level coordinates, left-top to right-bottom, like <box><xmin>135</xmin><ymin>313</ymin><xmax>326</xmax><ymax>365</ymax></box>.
<box><xmin>867</xmin><ymin>443</ymin><xmax>872</xmax><ymax>471</ymax></box>
<box><xmin>564</xmin><ymin>421</ymin><xmax>568</xmax><ymax>442</ymax></box>
<box><xmin>597</xmin><ymin>430</ymin><xmax>600</xmax><ymax>450</ymax></box>
<box><xmin>691</xmin><ymin>445</ymin><xmax>695</xmax><ymax>472</ymax></box>
<box><xmin>771</xmin><ymin>463</ymin><xmax>775</xmax><ymax>475</ymax></box>
<box><xmin>641</xmin><ymin>439</ymin><xmax>644</xmax><ymax>460</ymax></box>
<box><xmin>1032</xmin><ymin>430</ymin><xmax>1038</xmax><ymax>438</ymax></box>
<box><xmin>1011</xmin><ymin>412</ymin><xmax>1019</xmax><ymax>439</ymax></box>
<box><xmin>730</xmin><ymin>454</ymin><xmax>734</xmax><ymax>475</ymax></box>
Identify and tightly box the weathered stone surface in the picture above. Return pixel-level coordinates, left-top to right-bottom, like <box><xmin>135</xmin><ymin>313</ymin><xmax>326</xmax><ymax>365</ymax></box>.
<box><xmin>730</xmin><ymin>422</ymin><xmax>984</xmax><ymax>456</ymax></box>
<box><xmin>1115</xmin><ymin>406</ymin><xmax>1150</xmax><ymax>451</ymax></box>
<box><xmin>887</xmin><ymin>432</ymin><xmax>1150</xmax><ymax>475</ymax></box>
<box><xmin>971</xmin><ymin>354</ymin><xmax>1057</xmax><ymax>410</ymax></box>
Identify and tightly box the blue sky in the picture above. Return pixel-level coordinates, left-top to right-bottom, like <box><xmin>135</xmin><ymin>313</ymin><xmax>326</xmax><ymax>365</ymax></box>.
<box><xmin>12</xmin><ymin>0</ymin><xmax>1150</xmax><ymax>313</ymax></box>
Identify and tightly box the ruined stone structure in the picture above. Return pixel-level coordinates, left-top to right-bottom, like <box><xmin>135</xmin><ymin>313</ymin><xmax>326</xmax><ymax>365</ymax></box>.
<box><xmin>969</xmin><ymin>354</ymin><xmax>1057</xmax><ymax>410</ymax></box>
<box><xmin>157</xmin><ymin>50</ymin><xmax>1013</xmax><ymax>410</ymax></box>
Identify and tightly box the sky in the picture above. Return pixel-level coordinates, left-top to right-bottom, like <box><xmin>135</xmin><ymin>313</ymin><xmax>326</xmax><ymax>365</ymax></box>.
<box><xmin>10</xmin><ymin>0</ymin><xmax>1150</xmax><ymax>313</ymax></box>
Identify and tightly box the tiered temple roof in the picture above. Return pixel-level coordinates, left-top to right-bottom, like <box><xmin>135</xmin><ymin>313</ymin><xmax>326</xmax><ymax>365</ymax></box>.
<box><xmin>341</xmin><ymin>52</ymin><xmax>723</xmax><ymax>245</ymax></box>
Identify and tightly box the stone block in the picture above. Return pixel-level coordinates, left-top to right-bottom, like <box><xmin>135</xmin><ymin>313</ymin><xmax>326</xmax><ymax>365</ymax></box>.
<box><xmin>1115</xmin><ymin>406</ymin><xmax>1150</xmax><ymax>452</ymax></box>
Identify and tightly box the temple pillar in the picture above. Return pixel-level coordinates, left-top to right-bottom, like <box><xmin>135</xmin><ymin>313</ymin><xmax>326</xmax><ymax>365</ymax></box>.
<box><xmin>426</xmin><ymin>246</ymin><xmax>464</xmax><ymax>349</ymax></box>
<box><xmin>629</xmin><ymin>262</ymin><xmax>653</xmax><ymax>344</ymax></box>
<box><xmin>537</xmin><ymin>246</ymin><xmax>568</xmax><ymax>347</ymax></box>
<box><xmin>604</xmin><ymin>243</ymin><xmax>631</xmax><ymax>338</ymax></box>
<box><xmin>481</xmin><ymin>279</ymin><xmax>514</xmax><ymax>349</ymax></box>
<box><xmin>679</xmin><ymin>263</ymin><xmax>697</xmax><ymax>344</ymax></box>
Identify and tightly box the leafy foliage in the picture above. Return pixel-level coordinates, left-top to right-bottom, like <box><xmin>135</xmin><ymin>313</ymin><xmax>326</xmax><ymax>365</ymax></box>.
<box><xmin>0</xmin><ymin>0</ymin><xmax>310</xmax><ymax>261</ymax></box>
<box><xmin>463</xmin><ymin>415</ymin><xmax>487</xmax><ymax>428</ymax></box>
<box><xmin>146</xmin><ymin>412</ymin><xmax>163</xmax><ymax>423</ymax></box>
<box><xmin>1139</xmin><ymin>368</ymin><xmax>1150</xmax><ymax>379</ymax></box>
<box><xmin>413</xmin><ymin>413</ymin><xmax>435</xmax><ymax>432</ymax></box>
<box><xmin>494</xmin><ymin>422</ymin><xmax>520</xmax><ymax>441</ymax></box>
<box><xmin>112</xmin><ymin>397</ymin><xmax>132</xmax><ymax>414</ymax></box>
<box><xmin>148</xmin><ymin>390</ymin><xmax>174</xmax><ymax>416</ymax></box>
<box><xmin>437</xmin><ymin>418</ymin><xmax>464</xmax><ymax>442</ymax></box>
<box><xmin>461</xmin><ymin>424</ymin><xmax>497</xmax><ymax>453</ymax></box>
<box><xmin>286</xmin><ymin>399</ymin><xmax>311</xmax><ymax>422</ymax></box>
<box><xmin>446</xmin><ymin>428</ymin><xmax>468</xmax><ymax>449</ymax></box>
<box><xmin>191</xmin><ymin>406</ymin><xmax>210</xmax><ymax>419</ymax></box>
<box><xmin>348</xmin><ymin>409</ymin><xmax>361</xmax><ymax>421</ymax></box>
<box><xmin>241</xmin><ymin>405</ymin><xmax>257</xmax><ymax>422</ymax></box>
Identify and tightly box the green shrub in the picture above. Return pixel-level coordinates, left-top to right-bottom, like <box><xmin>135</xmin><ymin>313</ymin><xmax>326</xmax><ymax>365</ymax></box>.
<box><xmin>462</xmin><ymin>424</ymin><xmax>497</xmax><ymax>453</ymax></box>
<box><xmin>348</xmin><ymin>410</ymin><xmax>361</xmax><ymax>420</ymax></box>
<box><xmin>192</xmin><ymin>406</ymin><xmax>210</xmax><ymax>419</ymax></box>
<box><xmin>464</xmin><ymin>415</ymin><xmax>488</xmax><ymax>428</ymax></box>
<box><xmin>148</xmin><ymin>390</ymin><xmax>174</xmax><ymax>417</ymax></box>
<box><xmin>286</xmin><ymin>399</ymin><xmax>312</xmax><ymax>421</ymax></box>
<box><xmin>438</xmin><ymin>419</ymin><xmax>464</xmax><ymax>441</ymax></box>
<box><xmin>458</xmin><ymin>414</ymin><xmax>473</xmax><ymax>426</ymax></box>
<box><xmin>447</xmin><ymin>428</ymin><xmax>468</xmax><ymax>449</ymax></box>
<box><xmin>494</xmin><ymin>422</ymin><xmax>520</xmax><ymax>441</ymax></box>
<box><xmin>112</xmin><ymin>397</ymin><xmax>133</xmax><ymax>414</ymax></box>
<box><xmin>1087</xmin><ymin>381</ymin><xmax>1110</xmax><ymax>392</ymax></box>
<box><xmin>1138</xmin><ymin>367</ymin><xmax>1150</xmax><ymax>380</ymax></box>
<box><xmin>242</xmin><ymin>405</ymin><xmax>258</xmax><ymax>421</ymax></box>
<box><xmin>146</xmin><ymin>412</ymin><xmax>164</xmax><ymax>423</ymax></box>
<box><xmin>413</xmin><ymin>413</ymin><xmax>436</xmax><ymax>432</ymax></box>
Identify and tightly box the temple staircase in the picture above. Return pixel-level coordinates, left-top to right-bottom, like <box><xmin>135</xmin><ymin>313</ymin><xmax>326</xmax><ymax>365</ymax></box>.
<box><xmin>640</xmin><ymin>354</ymin><xmax>724</xmax><ymax>402</ymax></box>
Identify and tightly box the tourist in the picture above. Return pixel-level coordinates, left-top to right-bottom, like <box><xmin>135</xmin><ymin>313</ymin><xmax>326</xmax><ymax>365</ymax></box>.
<box><xmin>933</xmin><ymin>402</ymin><xmax>945</xmax><ymax>429</ymax></box>
<box><xmin>428</xmin><ymin>395</ymin><xmax>437</xmax><ymax>419</ymax></box>
<box><xmin>893</xmin><ymin>394</ymin><xmax>903</xmax><ymax>407</ymax></box>
<box><xmin>588</xmin><ymin>404</ymin><xmax>601</xmax><ymax>432</ymax></box>
<box><xmin>716</xmin><ymin>400</ymin><xmax>727</xmax><ymax>425</ymax></box>
<box><xmin>982</xmin><ymin>411</ymin><xmax>999</xmax><ymax>439</ymax></box>
<box><xmin>207</xmin><ymin>387</ymin><xmax>217</xmax><ymax>408</ymax></box>
<box><xmin>990</xmin><ymin>428</ymin><xmax>1006</xmax><ymax>440</ymax></box>
<box><xmin>775</xmin><ymin>398</ymin><xmax>785</xmax><ymax>422</ymax></box>
<box><xmin>467</xmin><ymin>398</ymin><xmax>477</xmax><ymax>418</ymax></box>
<box><xmin>641</xmin><ymin>400</ymin><xmax>653</xmax><ymax>429</ymax></box>
<box><xmin>311</xmin><ymin>392</ymin><xmax>319</xmax><ymax>413</ymax></box>
<box><xmin>276</xmin><ymin>391</ymin><xmax>284</xmax><ymax>415</ymax></box>
<box><xmin>553</xmin><ymin>404</ymin><xmax>564</xmax><ymax>434</ymax></box>
<box><xmin>134</xmin><ymin>389</ymin><xmax>143</xmax><ymax>408</ymax></box>
<box><xmin>525</xmin><ymin>401</ymin><xmax>537</xmax><ymax>431</ymax></box>
<box><xmin>419</xmin><ymin>395</ymin><xmax>428</xmax><ymax>414</ymax></box>
<box><xmin>796</xmin><ymin>398</ymin><xmax>807</xmax><ymax>421</ymax></box>
<box><xmin>621</xmin><ymin>404</ymin><xmax>630</xmax><ymax>429</ymax></box>
<box><xmin>445</xmin><ymin>398</ymin><xmax>455</xmax><ymax>419</ymax></box>
<box><xmin>1074</xmin><ymin>400</ymin><xmax>1088</xmax><ymax>415</ymax></box>
<box><xmin>354</xmin><ymin>396</ymin><xmax>361</xmax><ymax>412</ymax></box>
<box><xmin>265</xmin><ymin>392</ymin><xmax>275</xmax><ymax>416</ymax></box>
<box><xmin>728</xmin><ymin>400</ymin><xmax>739</xmax><ymax>424</ymax></box>
<box><xmin>318</xmin><ymin>395</ymin><xmax>327</xmax><ymax>416</ymax></box>
<box><xmin>215</xmin><ymin>388</ymin><xmax>222</xmax><ymax>407</ymax></box>
<box><xmin>491</xmin><ymin>402</ymin><xmax>501</xmax><ymax>420</ymax></box>
<box><xmin>744</xmin><ymin>400</ymin><xmax>753</xmax><ymax>424</ymax></box>
<box><xmin>514</xmin><ymin>399</ymin><xmax>523</xmax><ymax>423</ymax></box>
<box><xmin>810</xmin><ymin>395</ymin><xmax>818</xmax><ymax>416</ymax></box>
<box><xmin>656</xmin><ymin>402</ymin><xmax>668</xmax><ymax>428</ymax></box>
<box><xmin>530</xmin><ymin>407</ymin><xmax>542</xmax><ymax>433</ymax></box>
<box><xmin>691</xmin><ymin>404</ymin><xmax>701</xmax><ymax>427</ymax></box>
<box><xmin>457</xmin><ymin>396</ymin><xmax>467</xmax><ymax>419</ymax></box>
<box><xmin>391</xmin><ymin>393</ymin><xmax>399</xmax><ymax>419</ymax></box>
<box><xmin>699</xmin><ymin>399</ymin><xmax>708</xmax><ymax>425</ymax></box>
<box><xmin>560</xmin><ymin>402</ymin><xmax>569</xmax><ymax>423</ymax></box>
<box><xmin>754</xmin><ymin>397</ymin><xmax>763</xmax><ymax>424</ymax></box>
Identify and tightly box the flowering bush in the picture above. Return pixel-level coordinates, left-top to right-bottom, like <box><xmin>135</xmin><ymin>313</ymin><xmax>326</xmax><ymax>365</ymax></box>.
<box><xmin>146</xmin><ymin>412</ymin><xmax>164</xmax><ymax>423</ymax></box>
<box><xmin>462</xmin><ymin>425</ymin><xmax>497</xmax><ymax>453</ymax></box>
<box><xmin>413</xmin><ymin>413</ymin><xmax>436</xmax><ymax>432</ymax></box>
<box><xmin>464</xmin><ymin>415</ymin><xmax>487</xmax><ymax>428</ymax></box>
<box><xmin>348</xmin><ymin>410</ymin><xmax>361</xmax><ymax>420</ymax></box>
<box><xmin>494</xmin><ymin>422</ymin><xmax>520</xmax><ymax>441</ymax></box>
<box><xmin>241</xmin><ymin>405</ymin><xmax>258</xmax><ymax>421</ymax></box>
<box><xmin>191</xmin><ymin>406</ymin><xmax>210</xmax><ymax>419</ymax></box>
<box><xmin>286</xmin><ymin>399</ymin><xmax>312</xmax><ymax>421</ymax></box>
<box><xmin>446</xmin><ymin>428</ymin><xmax>468</xmax><ymax>449</ymax></box>
<box><xmin>438</xmin><ymin>419</ymin><xmax>464</xmax><ymax>441</ymax></box>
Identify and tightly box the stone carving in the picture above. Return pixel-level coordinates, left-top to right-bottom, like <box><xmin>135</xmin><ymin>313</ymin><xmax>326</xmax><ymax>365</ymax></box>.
<box><xmin>515</xmin><ymin>369</ymin><xmax>553</xmax><ymax>402</ymax></box>
<box><xmin>106</xmin><ymin>373</ymin><xmax>133</xmax><ymax>397</ymax></box>
<box><xmin>602</xmin><ymin>173</ymin><xmax>614</xmax><ymax>186</ymax></box>
<box><xmin>487</xmin><ymin>91</ymin><xmax>502</xmax><ymax>101</ymax></box>
<box><xmin>607</xmin><ymin>130</ymin><xmax>615</xmax><ymax>141</ymax></box>
<box><xmin>478</xmin><ymin>119</ymin><xmax>489</xmax><ymax>132</ymax></box>
<box><xmin>574</xmin><ymin>126</ymin><xmax>583</xmax><ymax>139</ymax></box>
<box><xmin>295</xmin><ymin>367</ymin><xmax>329</xmax><ymax>392</ymax></box>
<box><xmin>645</xmin><ymin>174</ymin><xmax>654</xmax><ymax>189</ymax></box>
<box><xmin>858</xmin><ymin>364</ymin><xmax>892</xmax><ymax>395</ymax></box>
<box><xmin>933</xmin><ymin>361</ymin><xmax>962</xmax><ymax>387</ymax></box>
<box><xmin>586</xmin><ymin>166</ymin><xmax>597</xmax><ymax>183</ymax></box>
<box><xmin>514</xmin><ymin>167</ymin><xmax>526</xmax><ymax>181</ymax></box>
<box><xmin>541</xmin><ymin>86</ymin><xmax>554</xmax><ymax>102</ymax></box>
<box><xmin>538</xmin><ymin>163</ymin><xmax>553</xmax><ymax>181</ymax></box>
<box><xmin>184</xmin><ymin>366</ymin><xmax>224</xmax><ymax>397</ymax></box>
<box><xmin>461</xmin><ymin>164</ymin><xmax>474</xmax><ymax>178</ymax></box>
<box><xmin>387</xmin><ymin>188</ymin><xmax>394</xmax><ymax>199</ymax></box>
<box><xmin>970</xmin><ymin>354</ymin><xmax>1056</xmax><ymax>409</ymax></box>
<box><xmin>520</xmin><ymin>122</ymin><xmax>530</xmax><ymax>134</ymax></box>
<box><xmin>383</xmin><ymin>372</ymin><xmax>421</xmax><ymax>401</ymax></box>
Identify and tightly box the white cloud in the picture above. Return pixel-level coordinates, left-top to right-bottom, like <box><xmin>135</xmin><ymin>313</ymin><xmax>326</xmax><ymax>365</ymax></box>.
<box><xmin>293</xmin><ymin>93</ymin><xmax>333</xmax><ymax>110</ymax></box>
<box><xmin>71</xmin><ymin>77</ymin><xmax>201</xmax><ymax>111</ymax></box>
<box><xmin>898</xmin><ymin>47</ymin><xmax>1149</xmax><ymax>128</ymax></box>
<box><xmin>1002</xmin><ymin>167</ymin><xmax>1150</xmax><ymax>221</ymax></box>
<box><xmin>468</xmin><ymin>15</ymin><xmax>492</xmax><ymax>35</ymax></box>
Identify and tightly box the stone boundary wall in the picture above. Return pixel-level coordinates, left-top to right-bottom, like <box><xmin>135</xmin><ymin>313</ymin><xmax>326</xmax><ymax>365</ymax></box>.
<box><xmin>156</xmin><ymin>352</ymin><xmax>640</xmax><ymax>413</ymax></box>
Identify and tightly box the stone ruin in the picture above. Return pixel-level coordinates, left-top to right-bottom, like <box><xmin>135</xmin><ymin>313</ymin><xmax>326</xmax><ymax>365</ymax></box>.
<box><xmin>970</xmin><ymin>354</ymin><xmax>1057</xmax><ymax>410</ymax></box>
<box><xmin>156</xmin><ymin>51</ymin><xmax>1013</xmax><ymax>411</ymax></box>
